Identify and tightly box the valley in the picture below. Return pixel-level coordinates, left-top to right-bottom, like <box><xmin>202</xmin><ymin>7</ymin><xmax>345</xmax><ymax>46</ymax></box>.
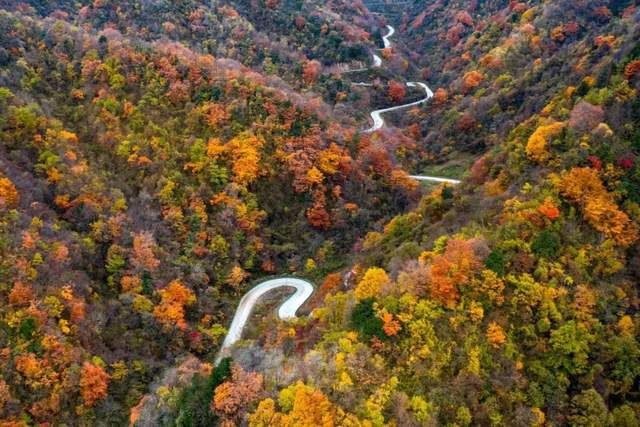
<box><xmin>0</xmin><ymin>1</ymin><xmax>639</xmax><ymax>426</ymax></box>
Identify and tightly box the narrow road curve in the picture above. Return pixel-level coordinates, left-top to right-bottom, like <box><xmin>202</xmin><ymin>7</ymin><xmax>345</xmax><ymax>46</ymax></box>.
<box><xmin>364</xmin><ymin>81</ymin><xmax>433</xmax><ymax>133</ymax></box>
<box><xmin>216</xmin><ymin>278</ymin><xmax>314</xmax><ymax>363</ymax></box>
<box><xmin>382</xmin><ymin>24</ymin><xmax>395</xmax><ymax>49</ymax></box>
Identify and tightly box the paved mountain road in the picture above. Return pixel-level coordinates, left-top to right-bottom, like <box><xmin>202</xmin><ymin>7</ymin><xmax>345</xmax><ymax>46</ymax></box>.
<box><xmin>382</xmin><ymin>24</ymin><xmax>394</xmax><ymax>48</ymax></box>
<box><xmin>364</xmin><ymin>28</ymin><xmax>459</xmax><ymax>185</ymax></box>
<box><xmin>215</xmin><ymin>278</ymin><xmax>314</xmax><ymax>363</ymax></box>
<box><xmin>364</xmin><ymin>80</ymin><xmax>434</xmax><ymax>133</ymax></box>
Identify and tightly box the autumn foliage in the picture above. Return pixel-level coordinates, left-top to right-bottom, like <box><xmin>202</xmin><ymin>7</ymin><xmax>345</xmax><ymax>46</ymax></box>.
<box><xmin>381</xmin><ymin>311</ymin><xmax>401</xmax><ymax>336</ymax></box>
<box><xmin>1</xmin><ymin>0</ymin><xmax>640</xmax><ymax>424</ymax></box>
<box><xmin>558</xmin><ymin>167</ymin><xmax>638</xmax><ymax>246</ymax></box>
<box><xmin>486</xmin><ymin>322</ymin><xmax>506</xmax><ymax>348</ymax></box>
<box><xmin>213</xmin><ymin>364</ymin><xmax>263</xmax><ymax>422</ymax></box>
<box><xmin>302</xmin><ymin>60</ymin><xmax>321</xmax><ymax>85</ymax></box>
<box><xmin>538</xmin><ymin>198</ymin><xmax>560</xmax><ymax>221</ymax></box>
<box><xmin>130</xmin><ymin>232</ymin><xmax>161</xmax><ymax>272</ymax></box>
<box><xmin>355</xmin><ymin>267</ymin><xmax>390</xmax><ymax>300</ymax></box>
<box><xmin>526</xmin><ymin>121</ymin><xmax>564</xmax><ymax>162</ymax></box>
<box><xmin>80</xmin><ymin>362</ymin><xmax>110</xmax><ymax>407</ymax></box>
<box><xmin>153</xmin><ymin>280</ymin><xmax>196</xmax><ymax>329</ymax></box>
<box><xmin>432</xmin><ymin>88</ymin><xmax>448</xmax><ymax>106</ymax></box>
<box><xmin>462</xmin><ymin>70</ymin><xmax>484</xmax><ymax>93</ymax></box>
<box><xmin>0</xmin><ymin>177</ymin><xmax>19</xmax><ymax>208</ymax></box>
<box><xmin>249</xmin><ymin>381</ymin><xmax>362</xmax><ymax>426</ymax></box>
<box><xmin>624</xmin><ymin>60</ymin><xmax>640</xmax><ymax>80</ymax></box>
<box><xmin>226</xmin><ymin>265</ymin><xmax>248</xmax><ymax>292</ymax></box>
<box><xmin>429</xmin><ymin>239</ymin><xmax>482</xmax><ymax>306</ymax></box>
<box><xmin>227</xmin><ymin>133</ymin><xmax>263</xmax><ymax>187</ymax></box>
<box><xmin>8</xmin><ymin>282</ymin><xmax>34</xmax><ymax>306</ymax></box>
<box><xmin>455</xmin><ymin>10</ymin><xmax>473</xmax><ymax>26</ymax></box>
<box><xmin>387</xmin><ymin>80</ymin><xmax>406</xmax><ymax>102</ymax></box>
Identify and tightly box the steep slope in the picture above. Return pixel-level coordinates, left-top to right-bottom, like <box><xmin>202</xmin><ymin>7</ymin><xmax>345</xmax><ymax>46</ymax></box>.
<box><xmin>386</xmin><ymin>0</ymin><xmax>640</xmax><ymax>176</ymax></box>
<box><xmin>1</xmin><ymin>0</ymin><xmax>379</xmax><ymax>90</ymax></box>
<box><xmin>1</xmin><ymin>0</ymin><xmax>640</xmax><ymax>426</ymax></box>
<box><xmin>0</xmin><ymin>4</ymin><xmax>417</xmax><ymax>424</ymax></box>
<box><xmin>229</xmin><ymin>3</ymin><xmax>640</xmax><ymax>427</ymax></box>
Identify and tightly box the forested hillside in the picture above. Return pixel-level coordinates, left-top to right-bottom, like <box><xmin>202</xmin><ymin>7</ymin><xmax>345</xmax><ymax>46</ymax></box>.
<box><xmin>0</xmin><ymin>0</ymin><xmax>639</xmax><ymax>426</ymax></box>
<box><xmin>0</xmin><ymin>1</ymin><xmax>414</xmax><ymax>424</ymax></box>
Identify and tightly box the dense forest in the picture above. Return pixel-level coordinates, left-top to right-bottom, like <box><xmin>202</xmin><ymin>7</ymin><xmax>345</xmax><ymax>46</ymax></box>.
<box><xmin>0</xmin><ymin>0</ymin><xmax>639</xmax><ymax>426</ymax></box>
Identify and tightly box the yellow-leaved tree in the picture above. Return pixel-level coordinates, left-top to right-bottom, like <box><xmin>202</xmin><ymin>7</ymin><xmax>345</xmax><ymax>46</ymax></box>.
<box><xmin>226</xmin><ymin>132</ymin><xmax>263</xmax><ymax>187</ymax></box>
<box><xmin>248</xmin><ymin>381</ymin><xmax>364</xmax><ymax>427</ymax></box>
<box><xmin>526</xmin><ymin>121</ymin><xmax>564</xmax><ymax>162</ymax></box>
<box><xmin>355</xmin><ymin>267</ymin><xmax>390</xmax><ymax>300</ymax></box>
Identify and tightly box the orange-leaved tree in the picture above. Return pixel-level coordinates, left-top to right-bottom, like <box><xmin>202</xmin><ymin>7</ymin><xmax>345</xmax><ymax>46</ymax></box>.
<box><xmin>153</xmin><ymin>280</ymin><xmax>196</xmax><ymax>329</ymax></box>
<box><xmin>624</xmin><ymin>60</ymin><xmax>640</xmax><ymax>80</ymax></box>
<box><xmin>9</xmin><ymin>282</ymin><xmax>34</xmax><ymax>306</ymax></box>
<box><xmin>306</xmin><ymin>189</ymin><xmax>331</xmax><ymax>230</ymax></box>
<box><xmin>432</xmin><ymin>88</ymin><xmax>448</xmax><ymax>106</ymax></box>
<box><xmin>248</xmin><ymin>381</ymin><xmax>362</xmax><ymax>426</ymax></box>
<box><xmin>462</xmin><ymin>70</ymin><xmax>484</xmax><ymax>93</ymax></box>
<box><xmin>486</xmin><ymin>322</ymin><xmax>506</xmax><ymax>348</ymax></box>
<box><xmin>80</xmin><ymin>362</ymin><xmax>110</xmax><ymax>407</ymax></box>
<box><xmin>381</xmin><ymin>310</ymin><xmax>401</xmax><ymax>336</ymax></box>
<box><xmin>429</xmin><ymin>239</ymin><xmax>482</xmax><ymax>306</ymax></box>
<box><xmin>130</xmin><ymin>231</ymin><xmax>161</xmax><ymax>272</ymax></box>
<box><xmin>387</xmin><ymin>80</ymin><xmax>406</xmax><ymax>103</ymax></box>
<box><xmin>302</xmin><ymin>60</ymin><xmax>321</xmax><ymax>85</ymax></box>
<box><xmin>0</xmin><ymin>176</ymin><xmax>19</xmax><ymax>208</ymax></box>
<box><xmin>538</xmin><ymin>197</ymin><xmax>560</xmax><ymax>221</ymax></box>
<box><xmin>558</xmin><ymin>167</ymin><xmax>638</xmax><ymax>246</ymax></box>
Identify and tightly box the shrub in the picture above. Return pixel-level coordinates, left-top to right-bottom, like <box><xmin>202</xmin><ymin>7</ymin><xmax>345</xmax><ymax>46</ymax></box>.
<box><xmin>170</xmin><ymin>357</ymin><xmax>232</xmax><ymax>426</ymax></box>
<box><xmin>350</xmin><ymin>298</ymin><xmax>385</xmax><ymax>340</ymax></box>
<box><xmin>531</xmin><ymin>229</ymin><xmax>561</xmax><ymax>258</ymax></box>
<box><xmin>485</xmin><ymin>250</ymin><xmax>505</xmax><ymax>276</ymax></box>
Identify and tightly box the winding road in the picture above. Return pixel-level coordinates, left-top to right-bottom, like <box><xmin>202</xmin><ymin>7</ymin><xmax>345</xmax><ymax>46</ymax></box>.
<box><xmin>382</xmin><ymin>24</ymin><xmax>395</xmax><ymax>49</ymax></box>
<box><xmin>214</xmin><ymin>25</ymin><xmax>461</xmax><ymax>364</ymax></box>
<box><xmin>362</xmin><ymin>27</ymin><xmax>460</xmax><ymax>185</ymax></box>
<box><xmin>364</xmin><ymin>81</ymin><xmax>434</xmax><ymax>133</ymax></box>
<box><xmin>215</xmin><ymin>278</ymin><xmax>314</xmax><ymax>363</ymax></box>
<box><xmin>363</xmin><ymin>30</ymin><xmax>435</xmax><ymax>134</ymax></box>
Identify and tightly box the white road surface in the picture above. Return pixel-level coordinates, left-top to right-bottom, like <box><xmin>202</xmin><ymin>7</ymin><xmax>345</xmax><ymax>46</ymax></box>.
<box><xmin>382</xmin><ymin>24</ymin><xmax>395</xmax><ymax>49</ymax></box>
<box><xmin>214</xmin><ymin>24</ymin><xmax>458</xmax><ymax>365</ymax></box>
<box><xmin>408</xmin><ymin>175</ymin><xmax>461</xmax><ymax>184</ymax></box>
<box><xmin>364</xmin><ymin>81</ymin><xmax>433</xmax><ymax>133</ymax></box>
<box><xmin>191</xmin><ymin>20</ymin><xmax>461</xmax><ymax>376</ymax></box>
<box><xmin>216</xmin><ymin>278</ymin><xmax>314</xmax><ymax>363</ymax></box>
